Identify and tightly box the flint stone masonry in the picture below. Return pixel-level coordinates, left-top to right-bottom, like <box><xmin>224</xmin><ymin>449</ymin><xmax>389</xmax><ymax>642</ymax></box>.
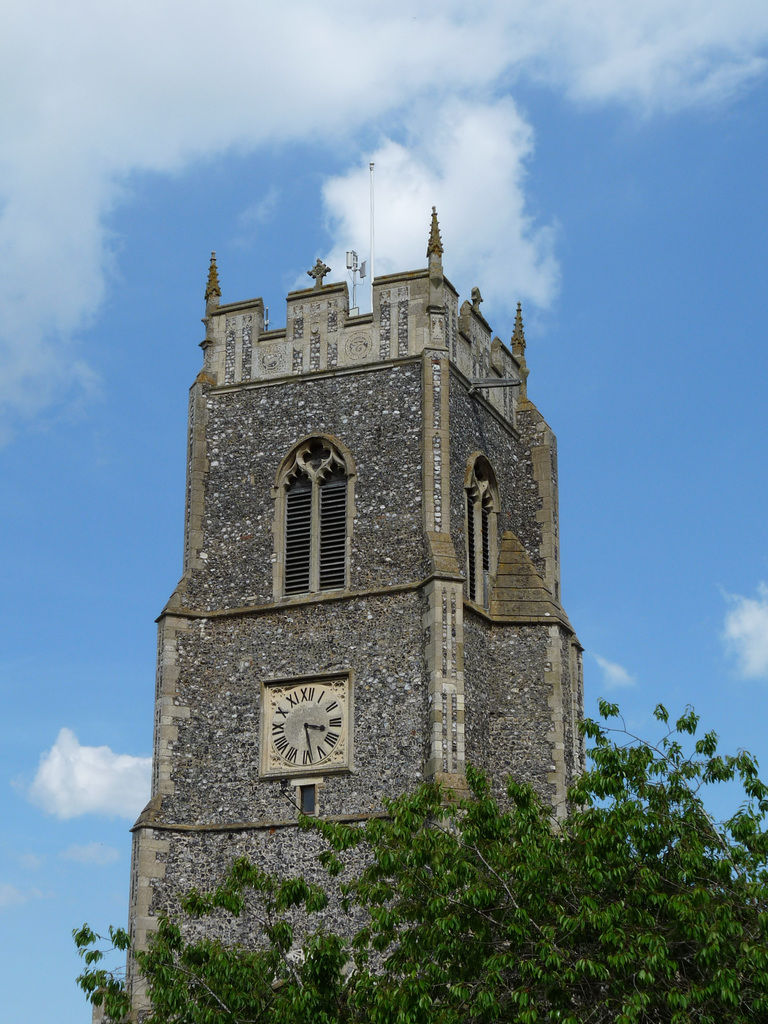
<box><xmin>162</xmin><ymin>592</ymin><xmax>427</xmax><ymax>826</ymax></box>
<box><xmin>448</xmin><ymin>374</ymin><xmax>544</xmax><ymax>580</ymax></box>
<box><xmin>147</xmin><ymin>826</ymin><xmax>374</xmax><ymax>959</ymax></box>
<box><xmin>463</xmin><ymin>619</ymin><xmax>573</xmax><ymax>801</ymax></box>
<box><xmin>125</xmin><ymin>235</ymin><xmax>584</xmax><ymax>1018</ymax></box>
<box><xmin>180</xmin><ymin>362</ymin><xmax>426</xmax><ymax>611</ymax></box>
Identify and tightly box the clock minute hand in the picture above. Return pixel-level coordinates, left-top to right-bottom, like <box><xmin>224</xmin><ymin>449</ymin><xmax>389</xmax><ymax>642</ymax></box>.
<box><xmin>303</xmin><ymin>722</ymin><xmax>313</xmax><ymax>760</ymax></box>
<box><xmin>304</xmin><ymin>721</ymin><xmax>326</xmax><ymax>760</ymax></box>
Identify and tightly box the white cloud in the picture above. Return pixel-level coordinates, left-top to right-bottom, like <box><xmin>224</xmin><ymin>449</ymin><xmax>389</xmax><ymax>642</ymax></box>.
<box><xmin>513</xmin><ymin>0</ymin><xmax>768</xmax><ymax>109</ymax></box>
<box><xmin>28</xmin><ymin>728</ymin><xmax>151</xmax><ymax>820</ymax></box>
<box><xmin>319</xmin><ymin>97</ymin><xmax>558</xmax><ymax>319</ymax></box>
<box><xmin>238</xmin><ymin>187</ymin><xmax>282</xmax><ymax>230</ymax></box>
<box><xmin>16</xmin><ymin>853</ymin><xmax>45</xmax><ymax>871</ymax></box>
<box><xmin>2</xmin><ymin>1</ymin><xmax>768</xmax><ymax>434</ymax></box>
<box><xmin>0</xmin><ymin>884</ymin><xmax>26</xmax><ymax>908</ymax></box>
<box><xmin>59</xmin><ymin>842</ymin><xmax>120</xmax><ymax>866</ymax></box>
<box><xmin>594</xmin><ymin>653</ymin><xmax>636</xmax><ymax>689</ymax></box>
<box><xmin>0</xmin><ymin>884</ymin><xmax>43</xmax><ymax>908</ymax></box>
<box><xmin>723</xmin><ymin>583</ymin><xmax>768</xmax><ymax>680</ymax></box>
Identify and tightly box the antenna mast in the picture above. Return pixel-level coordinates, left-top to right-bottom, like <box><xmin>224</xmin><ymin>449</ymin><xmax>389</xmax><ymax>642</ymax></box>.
<box><xmin>369</xmin><ymin>162</ymin><xmax>375</xmax><ymax>313</ymax></box>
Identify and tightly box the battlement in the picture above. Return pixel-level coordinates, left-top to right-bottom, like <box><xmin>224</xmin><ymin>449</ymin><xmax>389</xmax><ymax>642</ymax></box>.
<box><xmin>200</xmin><ymin>215</ymin><xmax>526</xmax><ymax>427</ymax></box>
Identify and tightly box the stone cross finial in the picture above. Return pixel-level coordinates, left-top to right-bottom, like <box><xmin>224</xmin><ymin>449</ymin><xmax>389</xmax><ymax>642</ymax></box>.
<box><xmin>471</xmin><ymin>286</ymin><xmax>483</xmax><ymax>312</ymax></box>
<box><xmin>307</xmin><ymin>258</ymin><xmax>331</xmax><ymax>289</ymax></box>
<box><xmin>205</xmin><ymin>251</ymin><xmax>221</xmax><ymax>303</ymax></box>
<box><xmin>426</xmin><ymin>206</ymin><xmax>443</xmax><ymax>258</ymax></box>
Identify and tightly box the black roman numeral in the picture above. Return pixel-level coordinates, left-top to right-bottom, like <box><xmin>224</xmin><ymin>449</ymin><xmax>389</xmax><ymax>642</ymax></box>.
<box><xmin>286</xmin><ymin>747</ymin><xmax>298</xmax><ymax>763</ymax></box>
<box><xmin>274</xmin><ymin>736</ymin><xmax>289</xmax><ymax>753</ymax></box>
<box><xmin>316</xmin><ymin>746</ymin><xmax>327</xmax><ymax>759</ymax></box>
<box><xmin>325</xmin><ymin>731</ymin><xmax>339</xmax><ymax>748</ymax></box>
<box><xmin>329</xmin><ymin>716</ymin><xmax>342</xmax><ymax>728</ymax></box>
<box><xmin>286</xmin><ymin>692</ymin><xmax>299</xmax><ymax>707</ymax></box>
<box><xmin>326</xmin><ymin>700</ymin><xmax>339</xmax><ymax>712</ymax></box>
<box><xmin>272</xmin><ymin>722</ymin><xmax>285</xmax><ymax>735</ymax></box>
<box><xmin>303</xmin><ymin>750</ymin><xmax>313</xmax><ymax>765</ymax></box>
<box><xmin>300</xmin><ymin>686</ymin><xmax>315</xmax><ymax>702</ymax></box>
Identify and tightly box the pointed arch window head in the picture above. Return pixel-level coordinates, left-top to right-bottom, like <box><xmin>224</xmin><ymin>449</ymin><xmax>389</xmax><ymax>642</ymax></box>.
<box><xmin>465</xmin><ymin>455</ymin><xmax>499</xmax><ymax>607</ymax></box>
<box><xmin>275</xmin><ymin>438</ymin><xmax>354</xmax><ymax>598</ymax></box>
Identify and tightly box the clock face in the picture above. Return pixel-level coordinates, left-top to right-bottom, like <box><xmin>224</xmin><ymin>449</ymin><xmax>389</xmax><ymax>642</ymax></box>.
<box><xmin>262</xmin><ymin>676</ymin><xmax>350</xmax><ymax>777</ymax></box>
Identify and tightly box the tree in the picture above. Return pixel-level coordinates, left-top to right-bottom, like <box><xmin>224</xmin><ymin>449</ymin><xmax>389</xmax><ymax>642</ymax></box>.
<box><xmin>76</xmin><ymin>703</ymin><xmax>768</xmax><ymax>1023</ymax></box>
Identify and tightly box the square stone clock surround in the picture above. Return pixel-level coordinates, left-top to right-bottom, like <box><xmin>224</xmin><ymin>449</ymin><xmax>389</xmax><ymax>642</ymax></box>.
<box><xmin>259</xmin><ymin>670</ymin><xmax>353</xmax><ymax>779</ymax></box>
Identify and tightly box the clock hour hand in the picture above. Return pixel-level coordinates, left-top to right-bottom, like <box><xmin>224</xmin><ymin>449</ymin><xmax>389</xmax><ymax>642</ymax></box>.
<box><xmin>304</xmin><ymin>723</ymin><xmax>326</xmax><ymax>731</ymax></box>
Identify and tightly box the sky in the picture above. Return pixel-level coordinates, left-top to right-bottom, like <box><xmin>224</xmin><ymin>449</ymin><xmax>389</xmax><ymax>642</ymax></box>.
<box><xmin>2</xmin><ymin>2</ymin><xmax>768</xmax><ymax>1020</ymax></box>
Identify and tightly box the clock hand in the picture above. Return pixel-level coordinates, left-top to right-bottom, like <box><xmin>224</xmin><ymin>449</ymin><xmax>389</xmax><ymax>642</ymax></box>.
<box><xmin>304</xmin><ymin>724</ymin><xmax>326</xmax><ymax>731</ymax></box>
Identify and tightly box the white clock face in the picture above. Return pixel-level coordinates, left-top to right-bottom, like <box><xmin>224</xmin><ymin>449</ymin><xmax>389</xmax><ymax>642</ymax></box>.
<box><xmin>262</xmin><ymin>676</ymin><xmax>350</xmax><ymax>776</ymax></box>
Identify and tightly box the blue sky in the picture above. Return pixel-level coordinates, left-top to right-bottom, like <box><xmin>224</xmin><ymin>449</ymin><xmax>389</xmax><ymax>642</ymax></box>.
<box><xmin>2</xmin><ymin>3</ymin><xmax>768</xmax><ymax>1020</ymax></box>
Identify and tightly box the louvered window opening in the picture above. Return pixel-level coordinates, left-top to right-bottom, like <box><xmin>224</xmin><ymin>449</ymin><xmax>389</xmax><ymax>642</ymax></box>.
<box><xmin>481</xmin><ymin>506</ymin><xmax>490</xmax><ymax>572</ymax></box>
<box><xmin>467</xmin><ymin>494</ymin><xmax>476</xmax><ymax>601</ymax></box>
<box><xmin>284</xmin><ymin>464</ymin><xmax>348</xmax><ymax>596</ymax></box>
<box><xmin>481</xmin><ymin>503</ymin><xmax>491</xmax><ymax>606</ymax></box>
<box><xmin>467</xmin><ymin>495</ymin><xmax>493</xmax><ymax>605</ymax></box>
<box><xmin>466</xmin><ymin>458</ymin><xmax>497</xmax><ymax>607</ymax></box>
<box><xmin>285</xmin><ymin>476</ymin><xmax>312</xmax><ymax>594</ymax></box>
<box><xmin>319</xmin><ymin>471</ymin><xmax>347</xmax><ymax>590</ymax></box>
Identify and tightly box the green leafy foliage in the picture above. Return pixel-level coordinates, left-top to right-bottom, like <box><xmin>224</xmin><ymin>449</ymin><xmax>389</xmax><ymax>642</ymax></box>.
<box><xmin>76</xmin><ymin>705</ymin><xmax>768</xmax><ymax>1022</ymax></box>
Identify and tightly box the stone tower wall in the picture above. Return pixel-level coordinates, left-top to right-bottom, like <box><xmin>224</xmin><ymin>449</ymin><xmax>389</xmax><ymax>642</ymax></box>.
<box><xmin>126</xmin><ymin>240</ymin><xmax>584</xmax><ymax>1017</ymax></box>
<box><xmin>447</xmin><ymin>374</ymin><xmax>544</xmax><ymax>579</ymax></box>
<box><xmin>180</xmin><ymin>361</ymin><xmax>428</xmax><ymax>611</ymax></box>
<box><xmin>157</xmin><ymin>591</ymin><xmax>429</xmax><ymax>830</ymax></box>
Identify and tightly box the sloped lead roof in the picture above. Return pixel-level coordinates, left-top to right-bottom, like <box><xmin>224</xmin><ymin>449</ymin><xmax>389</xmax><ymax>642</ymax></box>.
<box><xmin>490</xmin><ymin>530</ymin><xmax>573</xmax><ymax>629</ymax></box>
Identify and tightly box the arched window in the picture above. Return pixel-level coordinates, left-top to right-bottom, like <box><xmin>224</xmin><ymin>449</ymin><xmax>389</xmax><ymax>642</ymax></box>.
<box><xmin>465</xmin><ymin>455</ymin><xmax>498</xmax><ymax>606</ymax></box>
<box><xmin>274</xmin><ymin>438</ymin><xmax>354</xmax><ymax>597</ymax></box>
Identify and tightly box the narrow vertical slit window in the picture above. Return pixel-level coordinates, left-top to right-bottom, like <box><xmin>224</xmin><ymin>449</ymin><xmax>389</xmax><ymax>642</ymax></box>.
<box><xmin>481</xmin><ymin>507</ymin><xmax>490</xmax><ymax>574</ymax></box>
<box><xmin>466</xmin><ymin>493</ymin><xmax>476</xmax><ymax>601</ymax></box>
<box><xmin>481</xmin><ymin>504</ymin><xmax>491</xmax><ymax>606</ymax></box>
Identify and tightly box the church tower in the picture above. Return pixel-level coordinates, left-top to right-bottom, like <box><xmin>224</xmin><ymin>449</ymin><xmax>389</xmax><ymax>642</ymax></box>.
<box><xmin>125</xmin><ymin>211</ymin><xmax>583</xmax><ymax>1010</ymax></box>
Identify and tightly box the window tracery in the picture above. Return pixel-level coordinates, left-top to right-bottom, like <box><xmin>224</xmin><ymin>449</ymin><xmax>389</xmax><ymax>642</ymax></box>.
<box><xmin>465</xmin><ymin>455</ymin><xmax>498</xmax><ymax>607</ymax></box>
<box><xmin>274</xmin><ymin>438</ymin><xmax>354</xmax><ymax>598</ymax></box>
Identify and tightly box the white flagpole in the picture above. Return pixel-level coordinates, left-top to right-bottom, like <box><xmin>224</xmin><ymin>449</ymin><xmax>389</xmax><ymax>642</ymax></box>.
<box><xmin>369</xmin><ymin>162</ymin><xmax>375</xmax><ymax>313</ymax></box>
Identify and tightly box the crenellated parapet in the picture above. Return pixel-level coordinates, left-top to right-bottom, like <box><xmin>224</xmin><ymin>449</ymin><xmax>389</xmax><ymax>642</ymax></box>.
<box><xmin>198</xmin><ymin>225</ymin><xmax>525</xmax><ymax>429</ymax></box>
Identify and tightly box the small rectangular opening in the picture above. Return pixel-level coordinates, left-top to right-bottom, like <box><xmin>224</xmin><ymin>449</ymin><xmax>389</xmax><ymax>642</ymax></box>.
<box><xmin>300</xmin><ymin>785</ymin><xmax>316</xmax><ymax>815</ymax></box>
